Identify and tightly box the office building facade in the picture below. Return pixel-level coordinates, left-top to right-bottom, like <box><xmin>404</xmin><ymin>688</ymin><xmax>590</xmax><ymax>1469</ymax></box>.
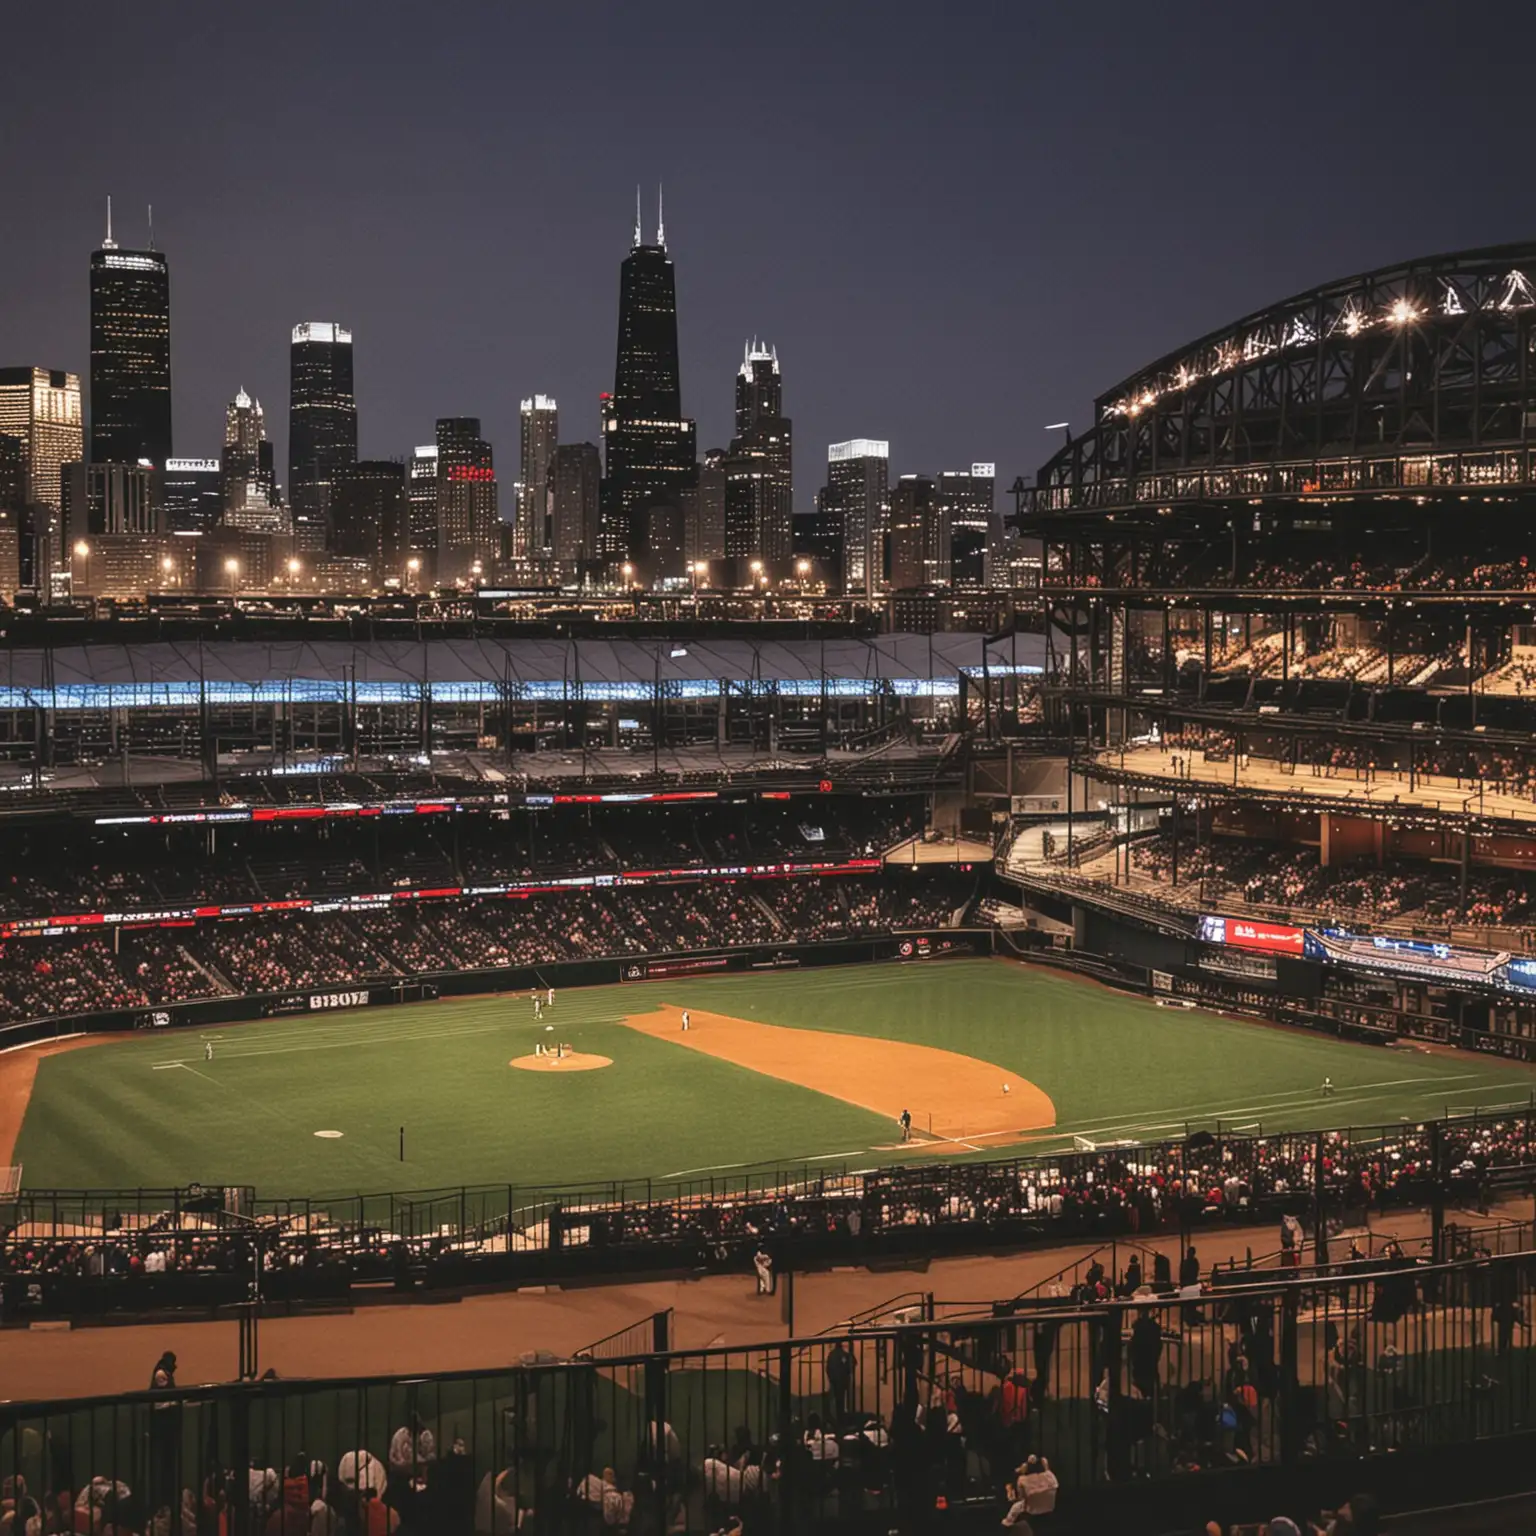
<box><xmin>332</xmin><ymin>459</ymin><xmax>408</xmax><ymax>583</ymax></box>
<box><xmin>938</xmin><ymin>463</ymin><xmax>995</xmax><ymax>587</ymax></box>
<box><xmin>551</xmin><ymin>441</ymin><xmax>601</xmax><ymax>566</ymax></box>
<box><xmin>601</xmin><ymin>202</ymin><xmax>696</xmax><ymax>560</ymax></box>
<box><xmin>0</xmin><ymin>435</ymin><xmax>22</xmax><ymax>514</ymax></box>
<box><xmin>89</xmin><ymin>219</ymin><xmax>172</xmax><ymax>468</ymax></box>
<box><xmin>407</xmin><ymin>444</ymin><xmax>439</xmax><ymax>577</ymax></box>
<box><xmin>683</xmin><ymin>448</ymin><xmax>726</xmax><ymax>567</ymax></box>
<box><xmin>890</xmin><ymin>473</ymin><xmax>945</xmax><ymax>590</ymax></box>
<box><xmin>0</xmin><ymin>367</ymin><xmax>83</xmax><ymax>513</ymax></box>
<box><xmin>222</xmin><ymin>387</ymin><xmax>278</xmax><ymax>518</ymax></box>
<box><xmin>162</xmin><ymin>458</ymin><xmax>223</xmax><ymax>534</ymax></box>
<box><xmin>435</xmin><ymin>417</ymin><xmax>498</xmax><ymax>583</ymax></box>
<box><xmin>517</xmin><ymin>395</ymin><xmax>558</xmax><ymax>559</ymax></box>
<box><xmin>722</xmin><ymin>341</ymin><xmax>793</xmax><ymax>574</ymax></box>
<box><xmin>288</xmin><ymin>321</ymin><xmax>356</xmax><ymax>552</ymax></box>
<box><xmin>823</xmin><ymin>439</ymin><xmax>889</xmax><ymax>594</ymax></box>
<box><xmin>62</xmin><ymin>461</ymin><xmax>165</xmax><ymax>548</ymax></box>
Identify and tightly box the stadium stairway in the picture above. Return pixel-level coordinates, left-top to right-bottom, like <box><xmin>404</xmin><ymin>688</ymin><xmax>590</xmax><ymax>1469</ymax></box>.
<box><xmin>176</xmin><ymin>943</ymin><xmax>233</xmax><ymax>998</ymax></box>
<box><xmin>747</xmin><ymin>889</ymin><xmax>787</xmax><ymax>933</ymax></box>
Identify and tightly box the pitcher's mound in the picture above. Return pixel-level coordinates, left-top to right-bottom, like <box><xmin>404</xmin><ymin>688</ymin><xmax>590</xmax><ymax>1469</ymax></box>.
<box><xmin>510</xmin><ymin>1052</ymin><xmax>612</xmax><ymax>1073</ymax></box>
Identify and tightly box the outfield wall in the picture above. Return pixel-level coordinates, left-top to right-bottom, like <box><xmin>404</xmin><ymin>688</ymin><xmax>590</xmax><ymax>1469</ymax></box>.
<box><xmin>0</xmin><ymin>928</ymin><xmax>994</xmax><ymax>1055</ymax></box>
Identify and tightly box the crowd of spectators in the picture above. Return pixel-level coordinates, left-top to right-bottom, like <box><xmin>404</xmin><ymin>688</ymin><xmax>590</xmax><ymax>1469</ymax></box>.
<box><xmin>1046</xmin><ymin>545</ymin><xmax>1536</xmax><ymax>597</ymax></box>
<box><xmin>1129</xmin><ymin>832</ymin><xmax>1536</xmax><ymax>930</ymax></box>
<box><xmin>0</xmin><ymin>872</ymin><xmax>976</xmax><ymax>1024</ymax></box>
<box><xmin>0</xmin><ymin>799</ymin><xmax>924</xmax><ymax>922</ymax></box>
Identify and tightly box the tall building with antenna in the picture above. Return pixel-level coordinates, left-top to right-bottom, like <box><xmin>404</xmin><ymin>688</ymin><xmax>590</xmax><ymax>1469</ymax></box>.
<box><xmin>600</xmin><ymin>187</ymin><xmax>696</xmax><ymax>563</ymax></box>
<box><xmin>89</xmin><ymin>198</ymin><xmax>172</xmax><ymax>468</ymax></box>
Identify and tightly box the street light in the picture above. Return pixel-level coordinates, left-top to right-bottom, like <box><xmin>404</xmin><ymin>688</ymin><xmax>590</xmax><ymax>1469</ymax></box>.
<box><xmin>622</xmin><ymin>562</ymin><xmax>634</xmax><ymax>590</ymax></box>
<box><xmin>406</xmin><ymin>556</ymin><xmax>421</xmax><ymax>593</ymax></box>
<box><xmin>73</xmin><ymin>540</ymin><xmax>90</xmax><ymax>597</ymax></box>
<box><xmin>224</xmin><ymin>556</ymin><xmax>240</xmax><ymax>599</ymax></box>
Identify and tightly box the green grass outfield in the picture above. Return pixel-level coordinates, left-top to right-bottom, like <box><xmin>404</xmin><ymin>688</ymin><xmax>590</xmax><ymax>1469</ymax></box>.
<box><xmin>14</xmin><ymin>957</ymin><xmax>1536</xmax><ymax>1196</ymax></box>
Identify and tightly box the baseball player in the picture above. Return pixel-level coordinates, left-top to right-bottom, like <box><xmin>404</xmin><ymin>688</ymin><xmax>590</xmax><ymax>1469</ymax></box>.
<box><xmin>681</xmin><ymin>1010</ymin><xmax>690</xmax><ymax>1031</ymax></box>
<box><xmin>899</xmin><ymin>1108</ymin><xmax>912</xmax><ymax>1142</ymax></box>
<box><xmin>205</xmin><ymin>1040</ymin><xmax>214</xmax><ymax>1063</ymax></box>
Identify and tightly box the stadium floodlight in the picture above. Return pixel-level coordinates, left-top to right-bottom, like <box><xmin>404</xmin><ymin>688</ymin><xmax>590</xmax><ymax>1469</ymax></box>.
<box><xmin>669</xmin><ymin>647</ymin><xmax>688</xmax><ymax>659</ymax></box>
<box><xmin>1045</xmin><ymin>422</ymin><xmax>1069</xmax><ymax>431</ymax></box>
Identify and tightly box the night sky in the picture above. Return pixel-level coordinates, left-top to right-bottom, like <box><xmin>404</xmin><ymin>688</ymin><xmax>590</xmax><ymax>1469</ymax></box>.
<box><xmin>4</xmin><ymin>2</ymin><xmax>1532</xmax><ymax>502</ymax></box>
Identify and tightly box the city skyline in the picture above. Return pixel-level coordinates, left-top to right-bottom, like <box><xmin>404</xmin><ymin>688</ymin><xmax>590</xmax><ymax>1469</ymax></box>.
<box><xmin>7</xmin><ymin>5</ymin><xmax>1521</xmax><ymax>506</ymax></box>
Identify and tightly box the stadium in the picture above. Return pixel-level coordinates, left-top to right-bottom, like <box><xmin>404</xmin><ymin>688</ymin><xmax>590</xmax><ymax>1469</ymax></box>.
<box><xmin>4</xmin><ymin>244</ymin><xmax>1536</xmax><ymax>1536</ymax></box>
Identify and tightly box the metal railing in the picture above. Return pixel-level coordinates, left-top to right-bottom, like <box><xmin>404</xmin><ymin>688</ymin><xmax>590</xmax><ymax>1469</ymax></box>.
<box><xmin>3</xmin><ymin>1250</ymin><xmax>1532</xmax><ymax>1535</ymax></box>
<box><xmin>4</xmin><ymin>1107</ymin><xmax>1535</xmax><ymax>1321</ymax></box>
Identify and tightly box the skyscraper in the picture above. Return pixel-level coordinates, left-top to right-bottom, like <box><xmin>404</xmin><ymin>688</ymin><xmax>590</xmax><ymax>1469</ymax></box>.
<box><xmin>0</xmin><ymin>436</ymin><xmax>23</xmax><ymax>514</ymax></box>
<box><xmin>683</xmin><ymin>448</ymin><xmax>726</xmax><ymax>567</ymax></box>
<box><xmin>62</xmin><ymin>461</ymin><xmax>164</xmax><ymax>544</ymax></box>
<box><xmin>517</xmin><ymin>395</ymin><xmax>558</xmax><ymax>559</ymax></box>
<box><xmin>551</xmin><ymin>441</ymin><xmax>601</xmax><ymax>566</ymax></box>
<box><xmin>938</xmin><ymin>464</ymin><xmax>995</xmax><ymax>587</ymax></box>
<box><xmin>0</xmin><ymin>367</ymin><xmax>82</xmax><ymax>513</ymax></box>
<box><xmin>823</xmin><ymin>439</ymin><xmax>889</xmax><ymax>594</ymax></box>
<box><xmin>722</xmin><ymin>341</ymin><xmax>793</xmax><ymax>574</ymax></box>
<box><xmin>407</xmin><ymin>444</ymin><xmax>439</xmax><ymax>575</ymax></box>
<box><xmin>332</xmin><ymin>459</ymin><xmax>408</xmax><ymax>582</ymax></box>
<box><xmin>222</xmin><ymin>387</ymin><xmax>278</xmax><ymax>522</ymax></box>
<box><xmin>435</xmin><ymin>417</ymin><xmax>498</xmax><ymax>583</ymax></box>
<box><xmin>890</xmin><ymin>474</ymin><xmax>945</xmax><ymax>590</ymax></box>
<box><xmin>89</xmin><ymin>205</ymin><xmax>172</xmax><ymax>468</ymax></box>
<box><xmin>288</xmin><ymin>321</ymin><xmax>357</xmax><ymax>552</ymax></box>
<box><xmin>161</xmin><ymin>458</ymin><xmax>223</xmax><ymax>533</ymax></box>
<box><xmin>601</xmin><ymin>192</ymin><xmax>696</xmax><ymax>561</ymax></box>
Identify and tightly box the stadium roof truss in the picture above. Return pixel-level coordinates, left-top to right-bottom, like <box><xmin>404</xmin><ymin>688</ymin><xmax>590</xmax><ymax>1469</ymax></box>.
<box><xmin>1030</xmin><ymin>242</ymin><xmax>1536</xmax><ymax>515</ymax></box>
<box><xmin>0</xmin><ymin>634</ymin><xmax>1044</xmax><ymax>712</ymax></box>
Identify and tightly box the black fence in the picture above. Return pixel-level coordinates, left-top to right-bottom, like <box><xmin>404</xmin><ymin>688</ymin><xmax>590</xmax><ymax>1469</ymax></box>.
<box><xmin>3</xmin><ymin>1252</ymin><xmax>1533</xmax><ymax>1535</ymax></box>
<box><xmin>5</xmin><ymin>1102</ymin><xmax>1534</xmax><ymax>1322</ymax></box>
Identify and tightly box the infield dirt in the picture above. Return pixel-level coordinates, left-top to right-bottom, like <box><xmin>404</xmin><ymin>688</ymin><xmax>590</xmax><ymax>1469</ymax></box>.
<box><xmin>622</xmin><ymin>1004</ymin><xmax>1055</xmax><ymax>1148</ymax></box>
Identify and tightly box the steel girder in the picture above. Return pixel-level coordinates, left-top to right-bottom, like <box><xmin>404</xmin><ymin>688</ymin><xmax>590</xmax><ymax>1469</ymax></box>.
<box><xmin>1031</xmin><ymin>241</ymin><xmax>1536</xmax><ymax>514</ymax></box>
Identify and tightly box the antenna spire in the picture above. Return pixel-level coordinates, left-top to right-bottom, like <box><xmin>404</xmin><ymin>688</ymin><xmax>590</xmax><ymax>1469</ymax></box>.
<box><xmin>103</xmin><ymin>195</ymin><xmax>116</xmax><ymax>250</ymax></box>
<box><xmin>147</xmin><ymin>203</ymin><xmax>154</xmax><ymax>251</ymax></box>
<box><xmin>633</xmin><ymin>185</ymin><xmax>642</xmax><ymax>248</ymax></box>
<box><xmin>657</xmin><ymin>183</ymin><xmax>665</xmax><ymax>248</ymax></box>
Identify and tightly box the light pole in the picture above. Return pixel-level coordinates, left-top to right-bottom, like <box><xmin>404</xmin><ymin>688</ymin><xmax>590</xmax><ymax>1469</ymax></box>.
<box><xmin>73</xmin><ymin>540</ymin><xmax>90</xmax><ymax>598</ymax></box>
<box><xmin>406</xmin><ymin>556</ymin><xmax>421</xmax><ymax>594</ymax></box>
<box><xmin>224</xmin><ymin>557</ymin><xmax>239</xmax><ymax>600</ymax></box>
<box><xmin>159</xmin><ymin>553</ymin><xmax>176</xmax><ymax>590</ymax></box>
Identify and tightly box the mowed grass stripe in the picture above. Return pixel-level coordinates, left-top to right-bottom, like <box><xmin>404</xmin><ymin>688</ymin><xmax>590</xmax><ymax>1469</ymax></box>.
<box><xmin>13</xmin><ymin>959</ymin><xmax>1536</xmax><ymax>1195</ymax></box>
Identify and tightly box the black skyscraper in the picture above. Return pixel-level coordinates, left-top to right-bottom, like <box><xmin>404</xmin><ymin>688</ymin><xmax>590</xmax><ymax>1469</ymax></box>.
<box><xmin>288</xmin><ymin>321</ymin><xmax>357</xmax><ymax>551</ymax></box>
<box><xmin>724</xmin><ymin>341</ymin><xmax>793</xmax><ymax>574</ymax></box>
<box><xmin>601</xmin><ymin>191</ymin><xmax>696</xmax><ymax>560</ymax></box>
<box><xmin>89</xmin><ymin>205</ymin><xmax>172</xmax><ymax>468</ymax></box>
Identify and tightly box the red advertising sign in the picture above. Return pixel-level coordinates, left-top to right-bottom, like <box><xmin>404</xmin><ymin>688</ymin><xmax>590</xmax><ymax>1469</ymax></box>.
<box><xmin>1225</xmin><ymin>919</ymin><xmax>1305</xmax><ymax>956</ymax></box>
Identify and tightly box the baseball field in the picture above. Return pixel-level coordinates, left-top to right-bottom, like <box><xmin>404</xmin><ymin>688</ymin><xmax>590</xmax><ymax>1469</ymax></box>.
<box><xmin>6</xmin><ymin>957</ymin><xmax>1535</xmax><ymax>1197</ymax></box>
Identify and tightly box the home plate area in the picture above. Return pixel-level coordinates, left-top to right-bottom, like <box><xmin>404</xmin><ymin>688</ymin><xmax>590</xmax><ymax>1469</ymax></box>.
<box><xmin>620</xmin><ymin>1005</ymin><xmax>1055</xmax><ymax>1151</ymax></box>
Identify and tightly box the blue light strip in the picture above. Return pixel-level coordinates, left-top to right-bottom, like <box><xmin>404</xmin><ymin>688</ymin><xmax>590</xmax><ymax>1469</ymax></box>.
<box><xmin>0</xmin><ymin>674</ymin><xmax>994</xmax><ymax>710</ymax></box>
